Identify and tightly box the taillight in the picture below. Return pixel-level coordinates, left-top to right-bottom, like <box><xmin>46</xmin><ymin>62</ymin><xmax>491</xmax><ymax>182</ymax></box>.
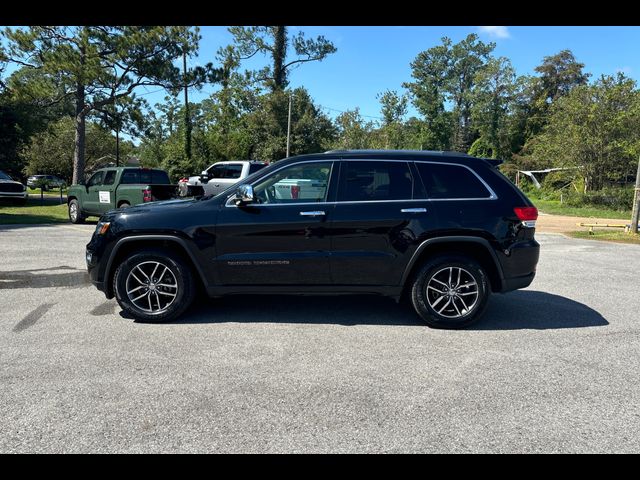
<box><xmin>514</xmin><ymin>206</ymin><xmax>538</xmax><ymax>228</ymax></box>
<box><xmin>290</xmin><ymin>185</ymin><xmax>300</xmax><ymax>200</ymax></box>
<box><xmin>143</xmin><ymin>188</ymin><xmax>153</xmax><ymax>202</ymax></box>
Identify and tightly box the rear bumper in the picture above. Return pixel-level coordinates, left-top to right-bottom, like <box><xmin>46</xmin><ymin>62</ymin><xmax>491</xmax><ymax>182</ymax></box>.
<box><xmin>498</xmin><ymin>239</ymin><xmax>540</xmax><ymax>293</ymax></box>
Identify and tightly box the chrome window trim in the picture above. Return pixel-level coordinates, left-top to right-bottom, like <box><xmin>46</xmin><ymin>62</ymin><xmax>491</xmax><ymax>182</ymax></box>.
<box><xmin>224</xmin><ymin>157</ymin><xmax>498</xmax><ymax>207</ymax></box>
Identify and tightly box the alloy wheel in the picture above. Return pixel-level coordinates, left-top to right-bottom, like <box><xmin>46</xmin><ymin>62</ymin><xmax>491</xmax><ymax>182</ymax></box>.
<box><xmin>425</xmin><ymin>266</ymin><xmax>479</xmax><ymax>319</ymax></box>
<box><xmin>125</xmin><ymin>261</ymin><xmax>179</xmax><ymax>314</ymax></box>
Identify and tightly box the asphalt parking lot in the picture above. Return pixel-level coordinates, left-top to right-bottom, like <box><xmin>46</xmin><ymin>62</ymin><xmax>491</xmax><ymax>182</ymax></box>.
<box><xmin>1</xmin><ymin>223</ymin><xmax>639</xmax><ymax>453</ymax></box>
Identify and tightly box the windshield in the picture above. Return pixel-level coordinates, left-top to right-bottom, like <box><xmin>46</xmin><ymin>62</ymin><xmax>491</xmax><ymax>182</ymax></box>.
<box><xmin>0</xmin><ymin>171</ymin><xmax>12</xmax><ymax>181</ymax></box>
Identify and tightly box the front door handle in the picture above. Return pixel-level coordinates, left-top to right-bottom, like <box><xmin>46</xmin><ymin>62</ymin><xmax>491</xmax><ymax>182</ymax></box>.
<box><xmin>401</xmin><ymin>208</ymin><xmax>427</xmax><ymax>213</ymax></box>
<box><xmin>299</xmin><ymin>211</ymin><xmax>326</xmax><ymax>217</ymax></box>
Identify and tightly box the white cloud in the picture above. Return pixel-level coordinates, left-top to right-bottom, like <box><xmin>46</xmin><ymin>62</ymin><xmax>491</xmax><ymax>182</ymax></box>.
<box><xmin>478</xmin><ymin>26</ymin><xmax>511</xmax><ymax>39</ymax></box>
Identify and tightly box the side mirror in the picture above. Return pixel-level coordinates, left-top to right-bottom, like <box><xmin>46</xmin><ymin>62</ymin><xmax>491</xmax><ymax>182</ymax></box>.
<box><xmin>199</xmin><ymin>173</ymin><xmax>210</xmax><ymax>184</ymax></box>
<box><xmin>234</xmin><ymin>184</ymin><xmax>254</xmax><ymax>205</ymax></box>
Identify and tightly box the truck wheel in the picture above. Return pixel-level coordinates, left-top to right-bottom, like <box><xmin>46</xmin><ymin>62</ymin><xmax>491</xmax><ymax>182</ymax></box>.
<box><xmin>113</xmin><ymin>249</ymin><xmax>196</xmax><ymax>323</ymax></box>
<box><xmin>68</xmin><ymin>199</ymin><xmax>85</xmax><ymax>224</ymax></box>
<box><xmin>118</xmin><ymin>201</ymin><xmax>130</xmax><ymax>209</ymax></box>
<box><xmin>410</xmin><ymin>255</ymin><xmax>490</xmax><ymax>329</ymax></box>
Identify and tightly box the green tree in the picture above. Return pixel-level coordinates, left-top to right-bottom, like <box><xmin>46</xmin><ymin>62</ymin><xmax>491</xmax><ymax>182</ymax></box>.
<box><xmin>332</xmin><ymin>108</ymin><xmax>375</xmax><ymax>150</ymax></box>
<box><xmin>375</xmin><ymin>90</ymin><xmax>409</xmax><ymax>149</ymax></box>
<box><xmin>0</xmin><ymin>67</ymin><xmax>75</xmax><ymax>178</ymax></box>
<box><xmin>403</xmin><ymin>39</ymin><xmax>452</xmax><ymax>150</ymax></box>
<box><xmin>404</xmin><ymin>34</ymin><xmax>495</xmax><ymax>152</ymax></box>
<box><xmin>525</xmin><ymin>49</ymin><xmax>590</xmax><ymax>140</ymax></box>
<box><xmin>469</xmin><ymin>57</ymin><xmax>519</xmax><ymax>159</ymax></box>
<box><xmin>228</xmin><ymin>26</ymin><xmax>337</xmax><ymax>92</ymax></box>
<box><xmin>531</xmin><ymin>73</ymin><xmax>640</xmax><ymax>192</ymax></box>
<box><xmin>246</xmin><ymin>87</ymin><xmax>336</xmax><ymax>161</ymax></box>
<box><xmin>2</xmin><ymin>26</ymin><xmax>217</xmax><ymax>184</ymax></box>
<box><xmin>22</xmin><ymin>116</ymin><xmax>123</xmax><ymax>182</ymax></box>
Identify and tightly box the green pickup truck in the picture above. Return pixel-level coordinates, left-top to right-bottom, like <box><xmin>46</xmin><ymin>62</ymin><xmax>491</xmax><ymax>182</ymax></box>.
<box><xmin>67</xmin><ymin>167</ymin><xmax>177</xmax><ymax>223</ymax></box>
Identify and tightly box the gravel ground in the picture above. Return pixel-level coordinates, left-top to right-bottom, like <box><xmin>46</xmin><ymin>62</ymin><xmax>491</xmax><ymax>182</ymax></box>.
<box><xmin>0</xmin><ymin>224</ymin><xmax>639</xmax><ymax>453</ymax></box>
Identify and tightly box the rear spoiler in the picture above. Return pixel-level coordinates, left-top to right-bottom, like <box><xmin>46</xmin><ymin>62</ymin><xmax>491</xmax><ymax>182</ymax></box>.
<box><xmin>481</xmin><ymin>158</ymin><xmax>503</xmax><ymax>168</ymax></box>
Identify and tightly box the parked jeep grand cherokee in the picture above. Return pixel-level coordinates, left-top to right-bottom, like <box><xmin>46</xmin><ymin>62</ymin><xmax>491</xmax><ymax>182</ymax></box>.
<box><xmin>85</xmin><ymin>150</ymin><xmax>540</xmax><ymax>329</ymax></box>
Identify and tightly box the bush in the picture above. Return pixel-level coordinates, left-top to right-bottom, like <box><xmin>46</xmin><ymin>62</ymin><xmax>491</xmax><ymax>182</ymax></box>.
<box><xmin>563</xmin><ymin>187</ymin><xmax>634</xmax><ymax>211</ymax></box>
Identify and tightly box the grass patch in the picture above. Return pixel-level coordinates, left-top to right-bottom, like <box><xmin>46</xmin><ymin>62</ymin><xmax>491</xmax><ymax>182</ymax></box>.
<box><xmin>530</xmin><ymin>198</ymin><xmax>632</xmax><ymax>220</ymax></box>
<box><xmin>565</xmin><ymin>230</ymin><xmax>640</xmax><ymax>245</ymax></box>
<box><xmin>26</xmin><ymin>187</ymin><xmax>68</xmax><ymax>196</ymax></box>
<box><xmin>0</xmin><ymin>198</ymin><xmax>70</xmax><ymax>224</ymax></box>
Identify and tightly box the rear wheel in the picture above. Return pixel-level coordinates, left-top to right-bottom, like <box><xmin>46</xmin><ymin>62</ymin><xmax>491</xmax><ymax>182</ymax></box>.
<box><xmin>118</xmin><ymin>201</ymin><xmax>131</xmax><ymax>209</ymax></box>
<box><xmin>411</xmin><ymin>255</ymin><xmax>490</xmax><ymax>329</ymax></box>
<box><xmin>113</xmin><ymin>249</ymin><xmax>196</xmax><ymax>323</ymax></box>
<box><xmin>68</xmin><ymin>199</ymin><xmax>85</xmax><ymax>224</ymax></box>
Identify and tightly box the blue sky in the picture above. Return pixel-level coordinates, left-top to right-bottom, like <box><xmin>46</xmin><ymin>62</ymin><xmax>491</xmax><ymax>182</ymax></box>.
<box><xmin>146</xmin><ymin>25</ymin><xmax>640</xmax><ymax>123</ymax></box>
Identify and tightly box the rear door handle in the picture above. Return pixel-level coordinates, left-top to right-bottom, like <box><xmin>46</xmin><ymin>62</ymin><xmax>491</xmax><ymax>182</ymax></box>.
<box><xmin>401</xmin><ymin>208</ymin><xmax>427</xmax><ymax>213</ymax></box>
<box><xmin>299</xmin><ymin>211</ymin><xmax>326</xmax><ymax>217</ymax></box>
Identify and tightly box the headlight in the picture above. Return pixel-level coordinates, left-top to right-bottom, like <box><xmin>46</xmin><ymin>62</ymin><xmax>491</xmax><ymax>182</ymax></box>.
<box><xmin>95</xmin><ymin>221</ymin><xmax>111</xmax><ymax>236</ymax></box>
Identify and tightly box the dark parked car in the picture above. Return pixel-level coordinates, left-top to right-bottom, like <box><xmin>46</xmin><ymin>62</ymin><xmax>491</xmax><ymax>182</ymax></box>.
<box><xmin>85</xmin><ymin>150</ymin><xmax>540</xmax><ymax>329</ymax></box>
<box><xmin>0</xmin><ymin>170</ymin><xmax>28</xmax><ymax>204</ymax></box>
<box><xmin>27</xmin><ymin>174</ymin><xmax>67</xmax><ymax>190</ymax></box>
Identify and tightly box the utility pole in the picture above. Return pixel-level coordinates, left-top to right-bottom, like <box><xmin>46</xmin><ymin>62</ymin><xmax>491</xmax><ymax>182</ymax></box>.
<box><xmin>286</xmin><ymin>92</ymin><xmax>292</xmax><ymax>158</ymax></box>
<box><xmin>631</xmin><ymin>156</ymin><xmax>640</xmax><ymax>234</ymax></box>
<box><xmin>114</xmin><ymin>99</ymin><xmax>120</xmax><ymax>167</ymax></box>
<box><xmin>183</xmin><ymin>50</ymin><xmax>192</xmax><ymax>162</ymax></box>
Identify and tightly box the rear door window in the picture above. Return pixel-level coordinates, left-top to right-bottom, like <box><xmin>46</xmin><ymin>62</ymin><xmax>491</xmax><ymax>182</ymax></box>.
<box><xmin>103</xmin><ymin>170</ymin><xmax>117</xmax><ymax>186</ymax></box>
<box><xmin>249</xmin><ymin>163</ymin><xmax>267</xmax><ymax>175</ymax></box>
<box><xmin>415</xmin><ymin>162</ymin><xmax>492</xmax><ymax>199</ymax></box>
<box><xmin>338</xmin><ymin>161</ymin><xmax>414</xmax><ymax>202</ymax></box>
<box><xmin>224</xmin><ymin>164</ymin><xmax>243</xmax><ymax>179</ymax></box>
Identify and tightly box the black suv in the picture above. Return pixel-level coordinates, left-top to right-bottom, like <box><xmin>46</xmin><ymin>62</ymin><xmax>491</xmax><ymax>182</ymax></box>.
<box><xmin>86</xmin><ymin>150</ymin><xmax>539</xmax><ymax>329</ymax></box>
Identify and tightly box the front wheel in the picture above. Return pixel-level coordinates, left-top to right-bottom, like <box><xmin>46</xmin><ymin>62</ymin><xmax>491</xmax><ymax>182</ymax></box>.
<box><xmin>113</xmin><ymin>250</ymin><xmax>196</xmax><ymax>323</ymax></box>
<box><xmin>411</xmin><ymin>255</ymin><xmax>490</xmax><ymax>329</ymax></box>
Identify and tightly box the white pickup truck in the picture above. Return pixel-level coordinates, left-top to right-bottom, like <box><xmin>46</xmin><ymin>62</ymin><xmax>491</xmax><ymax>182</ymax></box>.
<box><xmin>183</xmin><ymin>160</ymin><xmax>268</xmax><ymax>197</ymax></box>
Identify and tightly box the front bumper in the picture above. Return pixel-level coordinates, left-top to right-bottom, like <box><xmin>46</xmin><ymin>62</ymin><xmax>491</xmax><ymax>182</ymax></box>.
<box><xmin>0</xmin><ymin>192</ymin><xmax>28</xmax><ymax>200</ymax></box>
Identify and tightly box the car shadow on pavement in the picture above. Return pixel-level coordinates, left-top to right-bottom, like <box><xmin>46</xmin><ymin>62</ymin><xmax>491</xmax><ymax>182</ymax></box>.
<box><xmin>167</xmin><ymin>295</ymin><xmax>425</xmax><ymax>327</ymax></box>
<box><xmin>159</xmin><ymin>290</ymin><xmax>608</xmax><ymax>330</ymax></box>
<box><xmin>472</xmin><ymin>290</ymin><xmax>608</xmax><ymax>330</ymax></box>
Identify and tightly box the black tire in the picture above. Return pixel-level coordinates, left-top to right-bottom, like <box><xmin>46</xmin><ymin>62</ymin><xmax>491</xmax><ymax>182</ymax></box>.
<box><xmin>410</xmin><ymin>255</ymin><xmax>490</xmax><ymax>329</ymax></box>
<box><xmin>68</xmin><ymin>199</ymin><xmax>85</xmax><ymax>224</ymax></box>
<box><xmin>118</xmin><ymin>201</ymin><xmax>131</xmax><ymax>209</ymax></box>
<box><xmin>113</xmin><ymin>249</ymin><xmax>196</xmax><ymax>323</ymax></box>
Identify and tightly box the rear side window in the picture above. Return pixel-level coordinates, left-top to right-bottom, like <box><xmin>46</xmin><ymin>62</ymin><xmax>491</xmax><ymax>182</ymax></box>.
<box><xmin>121</xmin><ymin>170</ymin><xmax>140</xmax><ymax>184</ymax></box>
<box><xmin>122</xmin><ymin>169</ymin><xmax>170</xmax><ymax>184</ymax></box>
<box><xmin>416</xmin><ymin>163</ymin><xmax>492</xmax><ymax>199</ymax></box>
<box><xmin>150</xmin><ymin>170</ymin><xmax>170</xmax><ymax>184</ymax></box>
<box><xmin>338</xmin><ymin>161</ymin><xmax>414</xmax><ymax>202</ymax></box>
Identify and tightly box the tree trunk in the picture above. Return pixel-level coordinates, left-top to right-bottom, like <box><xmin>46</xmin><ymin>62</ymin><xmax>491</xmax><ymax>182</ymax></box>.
<box><xmin>72</xmin><ymin>83</ymin><xmax>86</xmax><ymax>185</ymax></box>
<box><xmin>272</xmin><ymin>26</ymin><xmax>288</xmax><ymax>91</ymax></box>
